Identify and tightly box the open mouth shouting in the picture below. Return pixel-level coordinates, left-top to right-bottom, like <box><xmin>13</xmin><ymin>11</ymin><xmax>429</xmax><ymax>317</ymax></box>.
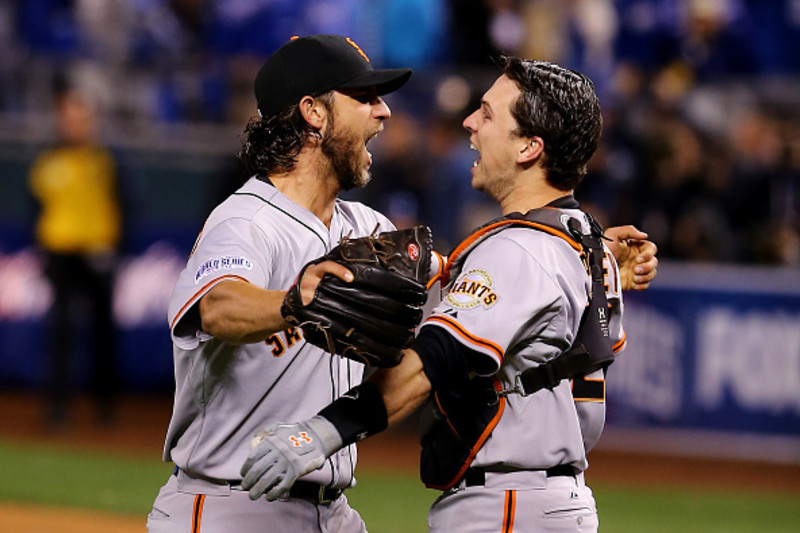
<box><xmin>470</xmin><ymin>142</ymin><xmax>481</xmax><ymax>169</ymax></box>
<box><xmin>364</xmin><ymin>127</ymin><xmax>383</xmax><ymax>166</ymax></box>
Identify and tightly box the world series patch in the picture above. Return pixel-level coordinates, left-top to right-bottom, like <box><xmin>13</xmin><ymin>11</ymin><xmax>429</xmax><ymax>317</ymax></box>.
<box><xmin>445</xmin><ymin>269</ymin><xmax>499</xmax><ymax>309</ymax></box>
<box><xmin>195</xmin><ymin>255</ymin><xmax>253</xmax><ymax>284</ymax></box>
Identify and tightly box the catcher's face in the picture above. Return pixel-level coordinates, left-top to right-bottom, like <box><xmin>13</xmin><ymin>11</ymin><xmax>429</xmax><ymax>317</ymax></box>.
<box><xmin>323</xmin><ymin>88</ymin><xmax>390</xmax><ymax>190</ymax></box>
<box><xmin>462</xmin><ymin>75</ymin><xmax>525</xmax><ymax>202</ymax></box>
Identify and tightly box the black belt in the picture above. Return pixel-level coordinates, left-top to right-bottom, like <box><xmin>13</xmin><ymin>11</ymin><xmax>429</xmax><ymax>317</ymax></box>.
<box><xmin>463</xmin><ymin>465</ymin><xmax>578</xmax><ymax>487</ymax></box>
<box><xmin>172</xmin><ymin>467</ymin><xmax>343</xmax><ymax>504</ymax></box>
<box><xmin>287</xmin><ymin>480</ymin><xmax>344</xmax><ymax>504</ymax></box>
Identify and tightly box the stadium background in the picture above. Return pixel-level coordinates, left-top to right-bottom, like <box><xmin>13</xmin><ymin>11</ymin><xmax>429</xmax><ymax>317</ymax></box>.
<box><xmin>0</xmin><ymin>0</ymin><xmax>798</xmax><ymax>531</ymax></box>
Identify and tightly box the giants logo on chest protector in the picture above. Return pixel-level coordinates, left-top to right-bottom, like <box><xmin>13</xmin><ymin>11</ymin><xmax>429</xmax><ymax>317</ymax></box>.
<box><xmin>446</xmin><ymin>269</ymin><xmax>499</xmax><ymax>309</ymax></box>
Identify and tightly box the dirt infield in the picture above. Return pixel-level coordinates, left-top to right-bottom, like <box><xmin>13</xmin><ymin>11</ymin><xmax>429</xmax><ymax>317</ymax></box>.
<box><xmin>1</xmin><ymin>390</ymin><xmax>798</xmax><ymax>532</ymax></box>
<box><xmin>0</xmin><ymin>502</ymin><xmax>144</xmax><ymax>533</ymax></box>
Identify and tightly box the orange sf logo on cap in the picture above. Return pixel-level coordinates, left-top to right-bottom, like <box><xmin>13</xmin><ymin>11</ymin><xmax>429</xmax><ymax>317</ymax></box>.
<box><xmin>345</xmin><ymin>37</ymin><xmax>370</xmax><ymax>62</ymax></box>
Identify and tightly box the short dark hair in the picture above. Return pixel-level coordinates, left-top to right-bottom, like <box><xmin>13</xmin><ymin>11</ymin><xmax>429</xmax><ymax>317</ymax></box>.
<box><xmin>238</xmin><ymin>93</ymin><xmax>334</xmax><ymax>177</ymax></box>
<box><xmin>502</xmin><ymin>57</ymin><xmax>602</xmax><ymax>191</ymax></box>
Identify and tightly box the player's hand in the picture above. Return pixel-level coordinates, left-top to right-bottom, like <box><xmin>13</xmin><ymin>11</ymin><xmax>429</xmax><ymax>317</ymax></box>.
<box><xmin>297</xmin><ymin>260</ymin><xmax>354</xmax><ymax>305</ymax></box>
<box><xmin>240</xmin><ymin>416</ymin><xmax>343</xmax><ymax>501</ymax></box>
<box><xmin>604</xmin><ymin>225</ymin><xmax>658</xmax><ymax>291</ymax></box>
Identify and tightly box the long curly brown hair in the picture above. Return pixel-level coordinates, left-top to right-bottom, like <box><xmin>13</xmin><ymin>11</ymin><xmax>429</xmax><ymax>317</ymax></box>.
<box><xmin>238</xmin><ymin>93</ymin><xmax>334</xmax><ymax>177</ymax></box>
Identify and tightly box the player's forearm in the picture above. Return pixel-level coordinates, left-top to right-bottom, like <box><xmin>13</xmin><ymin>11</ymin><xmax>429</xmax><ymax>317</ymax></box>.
<box><xmin>199</xmin><ymin>280</ymin><xmax>289</xmax><ymax>343</ymax></box>
<box><xmin>368</xmin><ymin>349</ymin><xmax>432</xmax><ymax>427</ymax></box>
<box><xmin>316</xmin><ymin>349</ymin><xmax>431</xmax><ymax>448</ymax></box>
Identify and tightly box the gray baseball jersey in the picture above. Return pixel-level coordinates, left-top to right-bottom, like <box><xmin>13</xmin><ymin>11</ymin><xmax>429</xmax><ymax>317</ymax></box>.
<box><xmin>162</xmin><ymin>177</ymin><xmax>397</xmax><ymax>487</ymax></box>
<box><xmin>423</xmin><ymin>208</ymin><xmax>625</xmax><ymax>472</ymax></box>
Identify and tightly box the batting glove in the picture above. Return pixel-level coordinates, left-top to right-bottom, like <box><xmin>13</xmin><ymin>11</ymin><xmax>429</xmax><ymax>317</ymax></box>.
<box><xmin>240</xmin><ymin>416</ymin><xmax>343</xmax><ymax>501</ymax></box>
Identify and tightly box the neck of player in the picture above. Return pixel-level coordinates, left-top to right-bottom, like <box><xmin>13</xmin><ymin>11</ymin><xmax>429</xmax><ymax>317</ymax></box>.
<box><xmin>269</xmin><ymin>149</ymin><xmax>341</xmax><ymax>228</ymax></box>
<box><xmin>499</xmin><ymin>168</ymin><xmax>573</xmax><ymax>216</ymax></box>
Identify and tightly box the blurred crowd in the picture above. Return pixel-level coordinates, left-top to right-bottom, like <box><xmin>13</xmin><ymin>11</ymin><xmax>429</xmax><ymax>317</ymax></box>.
<box><xmin>1</xmin><ymin>0</ymin><xmax>799</xmax><ymax>264</ymax></box>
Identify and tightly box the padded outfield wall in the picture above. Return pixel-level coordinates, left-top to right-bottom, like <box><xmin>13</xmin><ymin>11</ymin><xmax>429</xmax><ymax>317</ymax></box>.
<box><xmin>603</xmin><ymin>263</ymin><xmax>800</xmax><ymax>464</ymax></box>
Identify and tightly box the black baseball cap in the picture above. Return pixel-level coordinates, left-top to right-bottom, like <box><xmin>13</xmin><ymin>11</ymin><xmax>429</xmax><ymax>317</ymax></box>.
<box><xmin>255</xmin><ymin>34</ymin><xmax>412</xmax><ymax>118</ymax></box>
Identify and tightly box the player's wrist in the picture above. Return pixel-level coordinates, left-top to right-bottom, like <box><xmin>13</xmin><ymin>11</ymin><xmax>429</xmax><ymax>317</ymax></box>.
<box><xmin>304</xmin><ymin>415</ymin><xmax>344</xmax><ymax>457</ymax></box>
<box><xmin>318</xmin><ymin>382</ymin><xmax>388</xmax><ymax>446</ymax></box>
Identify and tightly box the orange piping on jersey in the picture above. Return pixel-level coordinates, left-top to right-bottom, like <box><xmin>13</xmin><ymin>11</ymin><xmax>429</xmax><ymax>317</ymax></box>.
<box><xmin>444</xmin><ymin>219</ymin><xmax>582</xmax><ymax>284</ymax></box>
<box><xmin>427</xmin><ymin>380</ymin><xmax>507</xmax><ymax>491</ymax></box>
<box><xmin>192</xmin><ymin>494</ymin><xmax>205</xmax><ymax>533</ymax></box>
<box><xmin>612</xmin><ymin>331</ymin><xmax>627</xmax><ymax>353</ymax></box>
<box><xmin>433</xmin><ymin>392</ymin><xmax>462</xmax><ymax>436</ymax></box>
<box><xmin>426</xmin><ymin>315</ymin><xmax>505</xmax><ymax>361</ymax></box>
<box><xmin>427</xmin><ymin>251</ymin><xmax>446</xmax><ymax>290</ymax></box>
<box><xmin>433</xmin><ymin>392</ymin><xmax>449</xmax><ymax>417</ymax></box>
<box><xmin>189</xmin><ymin>229</ymin><xmax>204</xmax><ymax>258</ymax></box>
<box><xmin>503</xmin><ymin>489</ymin><xmax>516</xmax><ymax>532</ymax></box>
<box><xmin>169</xmin><ymin>275</ymin><xmax>251</xmax><ymax>332</ymax></box>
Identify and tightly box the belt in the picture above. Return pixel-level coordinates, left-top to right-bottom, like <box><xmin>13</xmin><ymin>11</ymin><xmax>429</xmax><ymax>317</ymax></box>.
<box><xmin>172</xmin><ymin>467</ymin><xmax>343</xmax><ymax>504</ymax></box>
<box><xmin>463</xmin><ymin>465</ymin><xmax>578</xmax><ymax>487</ymax></box>
<box><xmin>287</xmin><ymin>480</ymin><xmax>343</xmax><ymax>505</ymax></box>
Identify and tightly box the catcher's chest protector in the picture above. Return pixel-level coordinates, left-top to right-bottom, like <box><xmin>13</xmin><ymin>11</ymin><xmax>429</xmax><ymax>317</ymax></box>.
<box><xmin>420</xmin><ymin>207</ymin><xmax>613</xmax><ymax>490</ymax></box>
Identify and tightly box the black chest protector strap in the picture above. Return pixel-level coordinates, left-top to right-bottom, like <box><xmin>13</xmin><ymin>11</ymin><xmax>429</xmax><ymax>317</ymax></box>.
<box><xmin>498</xmin><ymin>215</ymin><xmax>615</xmax><ymax>399</ymax></box>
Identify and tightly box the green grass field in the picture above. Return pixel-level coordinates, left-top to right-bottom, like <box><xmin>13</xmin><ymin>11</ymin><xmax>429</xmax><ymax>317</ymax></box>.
<box><xmin>1</xmin><ymin>440</ymin><xmax>797</xmax><ymax>532</ymax></box>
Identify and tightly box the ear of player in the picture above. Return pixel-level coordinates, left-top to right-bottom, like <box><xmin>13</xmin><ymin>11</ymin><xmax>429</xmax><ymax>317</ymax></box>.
<box><xmin>281</xmin><ymin>226</ymin><xmax>433</xmax><ymax>367</ymax></box>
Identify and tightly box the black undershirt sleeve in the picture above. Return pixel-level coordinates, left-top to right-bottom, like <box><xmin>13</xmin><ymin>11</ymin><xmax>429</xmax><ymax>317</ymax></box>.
<box><xmin>414</xmin><ymin>325</ymin><xmax>483</xmax><ymax>391</ymax></box>
<box><xmin>319</xmin><ymin>325</ymin><xmax>484</xmax><ymax>446</ymax></box>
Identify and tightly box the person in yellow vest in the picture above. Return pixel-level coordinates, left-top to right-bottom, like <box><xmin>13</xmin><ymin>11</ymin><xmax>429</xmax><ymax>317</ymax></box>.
<box><xmin>29</xmin><ymin>88</ymin><xmax>123</xmax><ymax>426</ymax></box>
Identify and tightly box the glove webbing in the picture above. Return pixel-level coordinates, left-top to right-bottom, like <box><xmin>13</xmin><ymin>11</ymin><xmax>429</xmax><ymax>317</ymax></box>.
<box><xmin>338</xmin><ymin>224</ymin><xmax>418</xmax><ymax>274</ymax></box>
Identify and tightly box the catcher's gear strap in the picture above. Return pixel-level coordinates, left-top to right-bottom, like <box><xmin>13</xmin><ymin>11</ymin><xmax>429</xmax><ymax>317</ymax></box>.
<box><xmin>442</xmin><ymin>197</ymin><xmax>615</xmax><ymax>398</ymax></box>
<box><xmin>317</xmin><ymin>382</ymin><xmax>388</xmax><ymax>446</ymax></box>
<box><xmin>442</xmin><ymin>208</ymin><xmax>581</xmax><ymax>286</ymax></box>
<box><xmin>509</xmin><ymin>215</ymin><xmax>616</xmax><ymax>397</ymax></box>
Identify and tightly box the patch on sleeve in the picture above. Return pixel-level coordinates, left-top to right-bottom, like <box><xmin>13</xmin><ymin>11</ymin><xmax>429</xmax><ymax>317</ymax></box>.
<box><xmin>445</xmin><ymin>269</ymin><xmax>499</xmax><ymax>309</ymax></box>
<box><xmin>194</xmin><ymin>255</ymin><xmax>253</xmax><ymax>284</ymax></box>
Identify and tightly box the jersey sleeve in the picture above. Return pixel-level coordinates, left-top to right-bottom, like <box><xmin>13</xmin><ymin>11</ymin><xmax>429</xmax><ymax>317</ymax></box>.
<box><xmin>168</xmin><ymin>218</ymin><xmax>271</xmax><ymax>349</ymax></box>
<box><xmin>421</xmin><ymin>235</ymin><xmax>564</xmax><ymax>375</ymax></box>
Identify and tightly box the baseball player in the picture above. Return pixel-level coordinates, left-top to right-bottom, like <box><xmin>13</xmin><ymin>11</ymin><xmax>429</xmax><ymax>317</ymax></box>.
<box><xmin>240</xmin><ymin>57</ymin><xmax>630</xmax><ymax>532</ymax></box>
<box><xmin>146</xmin><ymin>34</ymin><xmax>426</xmax><ymax>533</ymax></box>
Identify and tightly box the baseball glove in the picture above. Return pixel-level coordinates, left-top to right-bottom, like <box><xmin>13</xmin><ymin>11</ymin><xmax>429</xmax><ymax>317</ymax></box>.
<box><xmin>281</xmin><ymin>225</ymin><xmax>432</xmax><ymax>367</ymax></box>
